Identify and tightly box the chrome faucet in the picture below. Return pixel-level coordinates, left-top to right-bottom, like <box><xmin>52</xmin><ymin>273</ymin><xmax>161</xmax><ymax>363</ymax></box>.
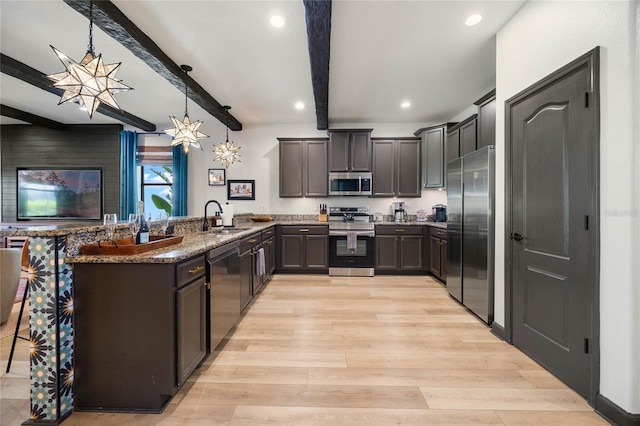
<box><xmin>203</xmin><ymin>200</ymin><xmax>224</xmax><ymax>231</ymax></box>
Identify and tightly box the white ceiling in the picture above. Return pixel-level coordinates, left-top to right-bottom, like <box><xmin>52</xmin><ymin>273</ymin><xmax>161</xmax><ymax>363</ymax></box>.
<box><xmin>0</xmin><ymin>0</ymin><xmax>525</xmax><ymax>132</ymax></box>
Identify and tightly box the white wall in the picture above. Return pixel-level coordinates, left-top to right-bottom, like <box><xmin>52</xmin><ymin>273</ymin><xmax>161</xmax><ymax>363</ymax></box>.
<box><xmin>187</xmin><ymin>121</ymin><xmax>447</xmax><ymax>218</ymax></box>
<box><xmin>496</xmin><ymin>0</ymin><xmax>639</xmax><ymax>413</ymax></box>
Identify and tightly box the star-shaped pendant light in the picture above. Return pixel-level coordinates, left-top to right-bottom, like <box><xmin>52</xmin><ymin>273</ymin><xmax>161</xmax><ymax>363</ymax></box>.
<box><xmin>213</xmin><ymin>106</ymin><xmax>241</xmax><ymax>168</ymax></box>
<box><xmin>164</xmin><ymin>65</ymin><xmax>208</xmax><ymax>154</ymax></box>
<box><xmin>47</xmin><ymin>1</ymin><xmax>132</xmax><ymax>118</ymax></box>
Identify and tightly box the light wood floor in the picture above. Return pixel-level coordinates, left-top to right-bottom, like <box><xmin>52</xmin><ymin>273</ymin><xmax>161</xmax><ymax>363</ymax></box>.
<box><xmin>1</xmin><ymin>274</ymin><xmax>608</xmax><ymax>425</ymax></box>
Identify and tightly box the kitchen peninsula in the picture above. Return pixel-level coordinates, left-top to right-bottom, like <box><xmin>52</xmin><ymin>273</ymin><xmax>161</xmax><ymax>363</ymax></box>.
<box><xmin>0</xmin><ymin>214</ymin><xmax>446</xmax><ymax>418</ymax></box>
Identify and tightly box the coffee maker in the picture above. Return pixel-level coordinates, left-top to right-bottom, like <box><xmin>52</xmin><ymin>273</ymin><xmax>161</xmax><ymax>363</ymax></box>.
<box><xmin>392</xmin><ymin>201</ymin><xmax>406</xmax><ymax>222</ymax></box>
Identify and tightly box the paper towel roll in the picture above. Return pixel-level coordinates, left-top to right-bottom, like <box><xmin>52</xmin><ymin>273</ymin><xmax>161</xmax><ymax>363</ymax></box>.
<box><xmin>222</xmin><ymin>202</ymin><xmax>234</xmax><ymax>226</ymax></box>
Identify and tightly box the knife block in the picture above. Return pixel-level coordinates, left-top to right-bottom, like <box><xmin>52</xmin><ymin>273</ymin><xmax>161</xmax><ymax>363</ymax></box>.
<box><xmin>318</xmin><ymin>213</ymin><xmax>328</xmax><ymax>222</ymax></box>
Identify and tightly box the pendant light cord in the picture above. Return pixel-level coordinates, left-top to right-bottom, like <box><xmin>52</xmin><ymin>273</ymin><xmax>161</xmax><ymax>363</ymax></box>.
<box><xmin>87</xmin><ymin>0</ymin><xmax>94</xmax><ymax>55</ymax></box>
<box><xmin>226</xmin><ymin>108</ymin><xmax>230</xmax><ymax>142</ymax></box>
<box><xmin>183</xmin><ymin>70</ymin><xmax>189</xmax><ymax>117</ymax></box>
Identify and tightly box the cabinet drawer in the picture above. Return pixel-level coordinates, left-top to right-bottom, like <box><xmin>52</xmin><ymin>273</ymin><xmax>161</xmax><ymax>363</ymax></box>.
<box><xmin>429</xmin><ymin>227</ymin><xmax>447</xmax><ymax>240</ymax></box>
<box><xmin>240</xmin><ymin>233</ymin><xmax>261</xmax><ymax>253</ymax></box>
<box><xmin>280</xmin><ymin>225</ymin><xmax>328</xmax><ymax>235</ymax></box>
<box><xmin>375</xmin><ymin>225</ymin><xmax>423</xmax><ymax>235</ymax></box>
<box><xmin>176</xmin><ymin>255</ymin><xmax>206</xmax><ymax>287</ymax></box>
<box><xmin>261</xmin><ymin>227</ymin><xmax>275</xmax><ymax>239</ymax></box>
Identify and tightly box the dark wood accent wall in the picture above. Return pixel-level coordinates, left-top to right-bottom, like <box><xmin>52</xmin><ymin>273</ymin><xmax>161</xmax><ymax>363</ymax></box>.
<box><xmin>1</xmin><ymin>124</ymin><xmax>122</xmax><ymax>222</ymax></box>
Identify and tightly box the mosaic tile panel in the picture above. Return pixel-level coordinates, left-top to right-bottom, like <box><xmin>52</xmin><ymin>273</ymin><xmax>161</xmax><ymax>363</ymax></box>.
<box><xmin>27</xmin><ymin>236</ymin><xmax>73</xmax><ymax>422</ymax></box>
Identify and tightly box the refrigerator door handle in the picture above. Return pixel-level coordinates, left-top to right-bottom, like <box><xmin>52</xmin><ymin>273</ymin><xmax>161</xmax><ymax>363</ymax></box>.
<box><xmin>510</xmin><ymin>233</ymin><xmax>527</xmax><ymax>241</ymax></box>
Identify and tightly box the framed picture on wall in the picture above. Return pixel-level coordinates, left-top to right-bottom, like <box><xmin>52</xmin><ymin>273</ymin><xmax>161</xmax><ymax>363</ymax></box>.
<box><xmin>208</xmin><ymin>169</ymin><xmax>225</xmax><ymax>186</ymax></box>
<box><xmin>227</xmin><ymin>180</ymin><xmax>255</xmax><ymax>200</ymax></box>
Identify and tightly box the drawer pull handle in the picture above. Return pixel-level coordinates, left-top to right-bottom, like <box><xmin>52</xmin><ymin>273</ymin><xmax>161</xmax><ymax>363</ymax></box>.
<box><xmin>188</xmin><ymin>265</ymin><xmax>205</xmax><ymax>275</ymax></box>
<box><xmin>395</xmin><ymin>229</ymin><xmax>405</xmax><ymax>233</ymax></box>
<box><xmin>248</xmin><ymin>238</ymin><xmax>259</xmax><ymax>243</ymax></box>
<box><xmin>299</xmin><ymin>229</ymin><xmax>309</xmax><ymax>232</ymax></box>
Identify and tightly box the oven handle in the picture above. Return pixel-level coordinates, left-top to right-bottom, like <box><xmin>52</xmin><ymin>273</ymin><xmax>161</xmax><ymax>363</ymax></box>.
<box><xmin>329</xmin><ymin>230</ymin><xmax>375</xmax><ymax>238</ymax></box>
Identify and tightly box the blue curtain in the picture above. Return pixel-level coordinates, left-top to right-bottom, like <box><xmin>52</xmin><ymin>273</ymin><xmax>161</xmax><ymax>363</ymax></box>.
<box><xmin>120</xmin><ymin>131</ymin><xmax>138</xmax><ymax>219</ymax></box>
<box><xmin>172</xmin><ymin>146</ymin><xmax>188</xmax><ymax>217</ymax></box>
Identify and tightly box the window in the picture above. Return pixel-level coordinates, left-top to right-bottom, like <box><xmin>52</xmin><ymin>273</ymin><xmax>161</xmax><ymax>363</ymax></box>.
<box><xmin>140</xmin><ymin>165</ymin><xmax>173</xmax><ymax>219</ymax></box>
<box><xmin>136</xmin><ymin>145</ymin><xmax>173</xmax><ymax>219</ymax></box>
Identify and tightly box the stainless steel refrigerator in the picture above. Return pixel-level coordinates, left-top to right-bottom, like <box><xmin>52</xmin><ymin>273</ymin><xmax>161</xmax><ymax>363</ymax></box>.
<box><xmin>446</xmin><ymin>146</ymin><xmax>495</xmax><ymax>324</ymax></box>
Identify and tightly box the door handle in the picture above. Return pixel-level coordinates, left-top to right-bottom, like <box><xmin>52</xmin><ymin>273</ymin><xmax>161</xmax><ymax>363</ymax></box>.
<box><xmin>510</xmin><ymin>233</ymin><xmax>526</xmax><ymax>241</ymax></box>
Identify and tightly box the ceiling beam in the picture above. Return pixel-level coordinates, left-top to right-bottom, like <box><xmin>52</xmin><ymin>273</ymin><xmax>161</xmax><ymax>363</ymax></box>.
<box><xmin>62</xmin><ymin>0</ymin><xmax>242</xmax><ymax>131</ymax></box>
<box><xmin>1</xmin><ymin>104</ymin><xmax>67</xmax><ymax>130</ymax></box>
<box><xmin>0</xmin><ymin>53</ymin><xmax>156</xmax><ymax>131</ymax></box>
<box><xmin>303</xmin><ymin>0</ymin><xmax>332</xmax><ymax>130</ymax></box>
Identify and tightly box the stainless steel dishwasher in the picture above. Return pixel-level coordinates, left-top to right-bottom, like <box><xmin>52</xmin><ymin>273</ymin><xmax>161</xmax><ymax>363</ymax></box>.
<box><xmin>206</xmin><ymin>241</ymin><xmax>240</xmax><ymax>352</ymax></box>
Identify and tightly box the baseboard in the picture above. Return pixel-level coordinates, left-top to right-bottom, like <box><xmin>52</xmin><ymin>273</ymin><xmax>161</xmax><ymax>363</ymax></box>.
<box><xmin>490</xmin><ymin>322</ymin><xmax>506</xmax><ymax>341</ymax></box>
<box><xmin>596</xmin><ymin>393</ymin><xmax>640</xmax><ymax>426</ymax></box>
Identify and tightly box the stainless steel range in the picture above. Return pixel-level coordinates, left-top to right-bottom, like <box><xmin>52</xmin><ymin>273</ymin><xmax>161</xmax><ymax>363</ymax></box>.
<box><xmin>328</xmin><ymin>207</ymin><xmax>375</xmax><ymax>277</ymax></box>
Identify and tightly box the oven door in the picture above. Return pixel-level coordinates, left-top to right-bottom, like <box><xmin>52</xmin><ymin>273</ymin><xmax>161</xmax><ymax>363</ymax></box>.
<box><xmin>328</xmin><ymin>231</ymin><xmax>375</xmax><ymax>276</ymax></box>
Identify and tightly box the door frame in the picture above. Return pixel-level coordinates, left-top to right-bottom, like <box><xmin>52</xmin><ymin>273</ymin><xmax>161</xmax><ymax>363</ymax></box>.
<box><xmin>504</xmin><ymin>47</ymin><xmax>600</xmax><ymax>405</ymax></box>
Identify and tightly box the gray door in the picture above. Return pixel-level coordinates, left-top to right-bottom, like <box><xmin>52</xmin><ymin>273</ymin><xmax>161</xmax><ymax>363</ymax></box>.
<box><xmin>508</xmin><ymin>52</ymin><xmax>597</xmax><ymax>399</ymax></box>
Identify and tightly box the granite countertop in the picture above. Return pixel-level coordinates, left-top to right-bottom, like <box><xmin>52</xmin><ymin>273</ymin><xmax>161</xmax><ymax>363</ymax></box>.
<box><xmin>6</xmin><ymin>215</ymin><xmax>447</xmax><ymax>264</ymax></box>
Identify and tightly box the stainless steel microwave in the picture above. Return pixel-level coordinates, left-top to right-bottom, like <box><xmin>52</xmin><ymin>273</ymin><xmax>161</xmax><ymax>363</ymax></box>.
<box><xmin>328</xmin><ymin>172</ymin><xmax>372</xmax><ymax>196</ymax></box>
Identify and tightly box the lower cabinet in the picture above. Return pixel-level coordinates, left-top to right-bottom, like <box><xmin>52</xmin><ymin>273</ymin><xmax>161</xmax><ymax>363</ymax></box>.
<box><xmin>73</xmin><ymin>255</ymin><xmax>207</xmax><ymax>412</ymax></box>
<box><xmin>262</xmin><ymin>228</ymin><xmax>276</xmax><ymax>285</ymax></box>
<box><xmin>375</xmin><ymin>225</ymin><xmax>423</xmax><ymax>273</ymax></box>
<box><xmin>239</xmin><ymin>232</ymin><xmax>262</xmax><ymax>311</ymax></box>
<box><xmin>277</xmin><ymin>225</ymin><xmax>328</xmax><ymax>273</ymax></box>
<box><xmin>429</xmin><ymin>227</ymin><xmax>447</xmax><ymax>282</ymax></box>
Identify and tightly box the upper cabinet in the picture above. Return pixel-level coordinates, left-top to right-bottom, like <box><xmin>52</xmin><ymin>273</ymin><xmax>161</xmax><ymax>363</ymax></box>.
<box><xmin>414</xmin><ymin>123</ymin><xmax>455</xmax><ymax>189</ymax></box>
<box><xmin>475</xmin><ymin>89</ymin><xmax>496</xmax><ymax>150</ymax></box>
<box><xmin>371</xmin><ymin>138</ymin><xmax>421</xmax><ymax>198</ymax></box>
<box><xmin>278</xmin><ymin>138</ymin><xmax>328</xmax><ymax>198</ymax></box>
<box><xmin>446</xmin><ymin>114</ymin><xmax>478</xmax><ymax>162</ymax></box>
<box><xmin>328</xmin><ymin>129</ymin><xmax>373</xmax><ymax>172</ymax></box>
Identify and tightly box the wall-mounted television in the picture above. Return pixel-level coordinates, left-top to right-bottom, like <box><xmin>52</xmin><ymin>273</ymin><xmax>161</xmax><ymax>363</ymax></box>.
<box><xmin>17</xmin><ymin>168</ymin><xmax>103</xmax><ymax>220</ymax></box>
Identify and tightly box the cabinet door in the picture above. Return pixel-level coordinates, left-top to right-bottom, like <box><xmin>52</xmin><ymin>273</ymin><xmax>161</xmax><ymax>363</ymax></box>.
<box><xmin>460</xmin><ymin>118</ymin><xmax>477</xmax><ymax>156</ymax></box>
<box><xmin>440</xmin><ymin>239</ymin><xmax>448</xmax><ymax>281</ymax></box>
<box><xmin>239</xmin><ymin>249</ymin><xmax>253</xmax><ymax>312</ymax></box>
<box><xmin>305</xmin><ymin>140</ymin><xmax>328</xmax><ymax>197</ymax></box>
<box><xmin>372</xmin><ymin>140</ymin><xmax>396</xmax><ymax>197</ymax></box>
<box><xmin>397</xmin><ymin>139</ymin><xmax>421</xmax><ymax>197</ymax></box>
<box><xmin>280</xmin><ymin>234</ymin><xmax>304</xmax><ymax>270</ymax></box>
<box><xmin>176</xmin><ymin>276</ymin><xmax>206</xmax><ymax>386</ymax></box>
<box><xmin>350</xmin><ymin>131</ymin><xmax>372</xmax><ymax>171</ymax></box>
<box><xmin>446</xmin><ymin>129</ymin><xmax>460</xmax><ymax>162</ymax></box>
<box><xmin>375</xmin><ymin>235</ymin><xmax>399</xmax><ymax>270</ymax></box>
<box><xmin>264</xmin><ymin>236</ymin><xmax>276</xmax><ymax>277</ymax></box>
<box><xmin>328</xmin><ymin>132</ymin><xmax>349</xmax><ymax>171</ymax></box>
<box><xmin>423</xmin><ymin>127</ymin><xmax>445</xmax><ymax>188</ymax></box>
<box><xmin>429</xmin><ymin>236</ymin><xmax>442</xmax><ymax>277</ymax></box>
<box><xmin>305</xmin><ymin>235</ymin><xmax>328</xmax><ymax>270</ymax></box>
<box><xmin>478</xmin><ymin>98</ymin><xmax>496</xmax><ymax>150</ymax></box>
<box><xmin>279</xmin><ymin>141</ymin><xmax>304</xmax><ymax>197</ymax></box>
<box><xmin>400</xmin><ymin>235</ymin><xmax>423</xmax><ymax>271</ymax></box>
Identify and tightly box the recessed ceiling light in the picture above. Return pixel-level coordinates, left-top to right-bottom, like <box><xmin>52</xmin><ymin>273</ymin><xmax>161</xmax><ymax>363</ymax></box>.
<box><xmin>401</xmin><ymin>101</ymin><xmax>411</xmax><ymax>108</ymax></box>
<box><xmin>465</xmin><ymin>14</ymin><xmax>483</xmax><ymax>26</ymax></box>
<box><xmin>270</xmin><ymin>15</ymin><xmax>285</xmax><ymax>28</ymax></box>
<box><xmin>294</xmin><ymin>102</ymin><xmax>305</xmax><ymax>110</ymax></box>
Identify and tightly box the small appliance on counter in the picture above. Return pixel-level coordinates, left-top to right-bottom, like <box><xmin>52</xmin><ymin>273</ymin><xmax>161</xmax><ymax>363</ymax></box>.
<box><xmin>392</xmin><ymin>201</ymin><xmax>406</xmax><ymax>222</ymax></box>
<box><xmin>433</xmin><ymin>204</ymin><xmax>447</xmax><ymax>222</ymax></box>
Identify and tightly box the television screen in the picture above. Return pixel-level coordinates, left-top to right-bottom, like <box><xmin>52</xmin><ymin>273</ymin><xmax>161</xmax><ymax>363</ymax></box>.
<box><xmin>17</xmin><ymin>168</ymin><xmax>103</xmax><ymax>220</ymax></box>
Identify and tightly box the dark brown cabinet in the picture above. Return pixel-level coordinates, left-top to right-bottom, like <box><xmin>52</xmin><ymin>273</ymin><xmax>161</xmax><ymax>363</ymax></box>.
<box><xmin>261</xmin><ymin>227</ymin><xmax>276</xmax><ymax>286</ymax></box>
<box><xmin>375</xmin><ymin>226</ymin><xmax>423</xmax><ymax>272</ymax></box>
<box><xmin>277</xmin><ymin>225</ymin><xmax>328</xmax><ymax>273</ymax></box>
<box><xmin>475</xmin><ymin>89</ymin><xmax>496</xmax><ymax>150</ymax></box>
<box><xmin>279</xmin><ymin>138</ymin><xmax>328</xmax><ymax>197</ymax></box>
<box><xmin>239</xmin><ymin>232</ymin><xmax>262</xmax><ymax>311</ymax></box>
<box><xmin>447</xmin><ymin>115</ymin><xmax>478</xmax><ymax>161</ymax></box>
<box><xmin>328</xmin><ymin>129</ymin><xmax>372</xmax><ymax>172</ymax></box>
<box><xmin>414</xmin><ymin>124</ymin><xmax>456</xmax><ymax>189</ymax></box>
<box><xmin>460</xmin><ymin>117</ymin><xmax>478</xmax><ymax>157</ymax></box>
<box><xmin>73</xmin><ymin>255</ymin><xmax>207</xmax><ymax>412</ymax></box>
<box><xmin>177</xmin><ymin>275</ymin><xmax>206</xmax><ymax>385</ymax></box>
<box><xmin>371</xmin><ymin>138</ymin><xmax>421</xmax><ymax>197</ymax></box>
<box><xmin>429</xmin><ymin>227</ymin><xmax>447</xmax><ymax>282</ymax></box>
